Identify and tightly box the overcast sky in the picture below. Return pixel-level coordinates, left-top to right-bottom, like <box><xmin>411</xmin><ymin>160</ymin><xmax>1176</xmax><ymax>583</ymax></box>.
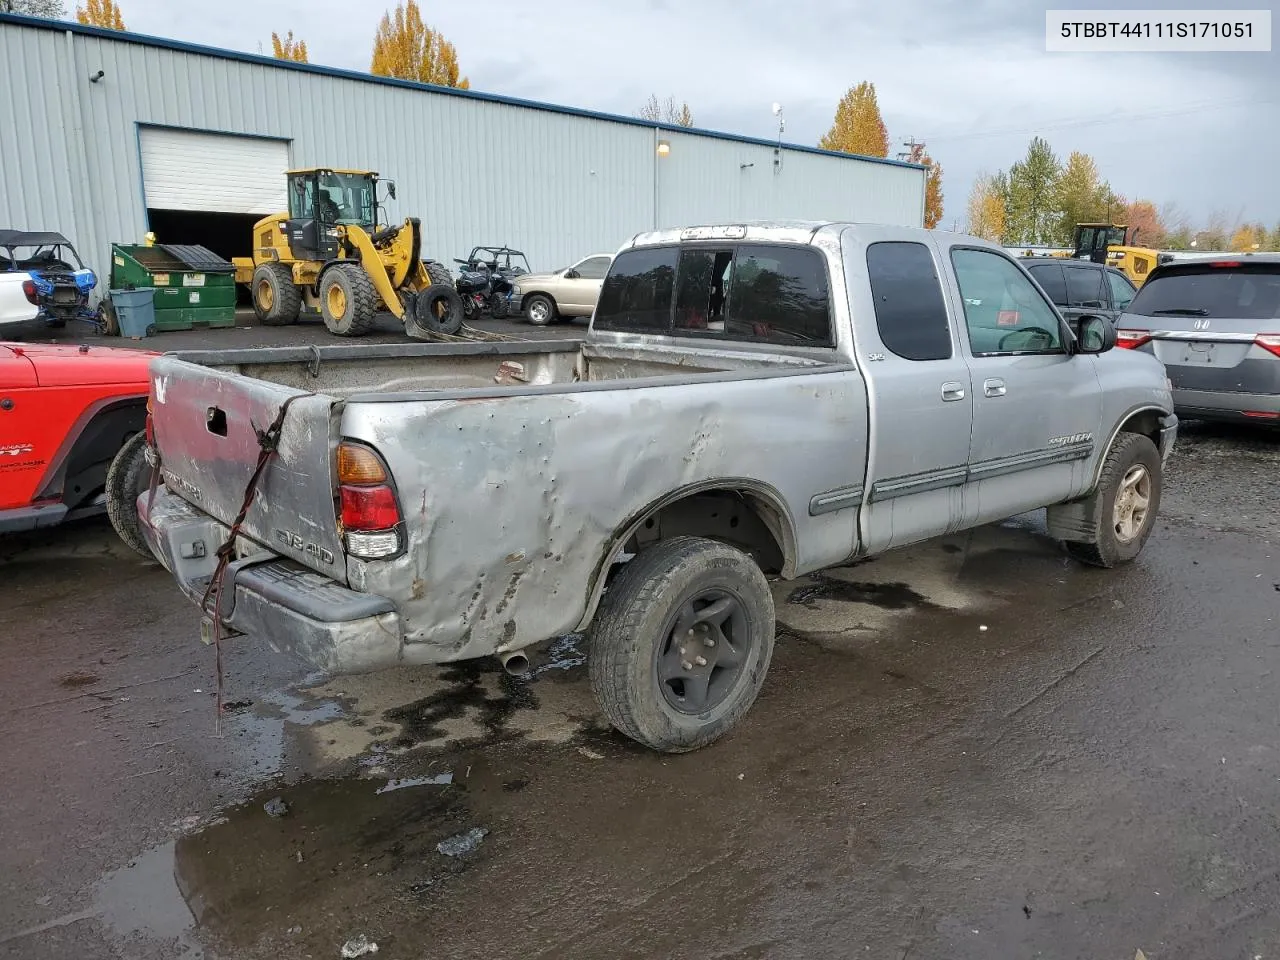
<box><xmin>88</xmin><ymin>0</ymin><xmax>1280</xmax><ymax>230</ymax></box>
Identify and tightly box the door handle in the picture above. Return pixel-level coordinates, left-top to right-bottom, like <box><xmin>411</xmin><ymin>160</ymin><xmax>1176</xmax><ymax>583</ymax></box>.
<box><xmin>983</xmin><ymin>378</ymin><xmax>1006</xmax><ymax>398</ymax></box>
<box><xmin>941</xmin><ymin>381</ymin><xmax>965</xmax><ymax>402</ymax></box>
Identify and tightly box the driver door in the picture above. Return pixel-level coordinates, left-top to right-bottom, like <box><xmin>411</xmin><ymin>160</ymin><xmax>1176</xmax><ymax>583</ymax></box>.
<box><xmin>558</xmin><ymin>255</ymin><xmax>612</xmax><ymax>314</ymax></box>
<box><xmin>947</xmin><ymin>245</ymin><xmax>1104</xmax><ymax>522</ymax></box>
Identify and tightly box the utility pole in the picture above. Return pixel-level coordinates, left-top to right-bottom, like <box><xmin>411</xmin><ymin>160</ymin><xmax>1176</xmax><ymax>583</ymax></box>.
<box><xmin>897</xmin><ymin>137</ymin><xmax>926</xmax><ymax>164</ymax></box>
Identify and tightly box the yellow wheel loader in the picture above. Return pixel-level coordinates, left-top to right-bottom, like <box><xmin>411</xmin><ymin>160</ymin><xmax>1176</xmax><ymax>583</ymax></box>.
<box><xmin>232</xmin><ymin>168</ymin><xmax>464</xmax><ymax>337</ymax></box>
<box><xmin>1053</xmin><ymin>222</ymin><xmax>1161</xmax><ymax>288</ymax></box>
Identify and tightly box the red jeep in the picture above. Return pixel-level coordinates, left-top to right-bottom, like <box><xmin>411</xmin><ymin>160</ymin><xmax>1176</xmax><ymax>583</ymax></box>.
<box><xmin>0</xmin><ymin>340</ymin><xmax>156</xmax><ymax>554</ymax></box>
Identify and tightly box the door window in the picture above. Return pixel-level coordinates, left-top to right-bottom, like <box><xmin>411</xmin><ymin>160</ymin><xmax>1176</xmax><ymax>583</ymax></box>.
<box><xmin>951</xmin><ymin>248</ymin><xmax>1065</xmax><ymax>355</ymax></box>
<box><xmin>1026</xmin><ymin>262</ymin><xmax>1068</xmax><ymax>306</ymax></box>
<box><xmin>573</xmin><ymin>256</ymin><xmax>612</xmax><ymax>281</ymax></box>
<box><xmin>1106</xmin><ymin>270</ymin><xmax>1136</xmax><ymax>311</ymax></box>
<box><xmin>865</xmin><ymin>241</ymin><xmax>952</xmax><ymax>361</ymax></box>
<box><xmin>1065</xmin><ymin>265</ymin><xmax>1107</xmax><ymax>308</ymax></box>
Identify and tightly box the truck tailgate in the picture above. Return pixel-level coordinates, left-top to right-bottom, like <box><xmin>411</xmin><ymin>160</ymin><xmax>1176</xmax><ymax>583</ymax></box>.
<box><xmin>148</xmin><ymin>355</ymin><xmax>346</xmax><ymax>581</ymax></box>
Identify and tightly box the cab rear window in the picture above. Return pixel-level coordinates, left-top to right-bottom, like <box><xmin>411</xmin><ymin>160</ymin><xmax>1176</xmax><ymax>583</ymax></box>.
<box><xmin>1126</xmin><ymin>263</ymin><xmax>1280</xmax><ymax>321</ymax></box>
<box><xmin>594</xmin><ymin>242</ymin><xmax>833</xmax><ymax>347</ymax></box>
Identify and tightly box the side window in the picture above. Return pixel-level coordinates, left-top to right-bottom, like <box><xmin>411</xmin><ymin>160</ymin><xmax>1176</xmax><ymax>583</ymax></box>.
<box><xmin>575</xmin><ymin>256</ymin><xmax>611</xmax><ymax>281</ymax></box>
<box><xmin>1026</xmin><ymin>262</ymin><xmax>1068</xmax><ymax>305</ymax></box>
<box><xmin>1065</xmin><ymin>265</ymin><xmax>1107</xmax><ymax>308</ymax></box>
<box><xmin>865</xmin><ymin>241</ymin><xmax>952</xmax><ymax>361</ymax></box>
<box><xmin>951</xmin><ymin>248</ymin><xmax>1065</xmax><ymax>356</ymax></box>
<box><xmin>1106</xmin><ymin>270</ymin><xmax>1136</xmax><ymax>311</ymax></box>
<box><xmin>593</xmin><ymin>247</ymin><xmax>677</xmax><ymax>333</ymax></box>
<box><xmin>673</xmin><ymin>248</ymin><xmax>733</xmax><ymax>332</ymax></box>
<box><xmin>724</xmin><ymin>244</ymin><xmax>833</xmax><ymax>346</ymax></box>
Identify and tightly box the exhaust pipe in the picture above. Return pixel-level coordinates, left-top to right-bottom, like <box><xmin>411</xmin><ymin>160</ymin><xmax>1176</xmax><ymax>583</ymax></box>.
<box><xmin>498</xmin><ymin>650</ymin><xmax>531</xmax><ymax>676</ymax></box>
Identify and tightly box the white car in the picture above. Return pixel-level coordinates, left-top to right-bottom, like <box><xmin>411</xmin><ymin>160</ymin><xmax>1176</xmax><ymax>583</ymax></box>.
<box><xmin>0</xmin><ymin>270</ymin><xmax>40</xmax><ymax>336</ymax></box>
<box><xmin>512</xmin><ymin>252</ymin><xmax>614</xmax><ymax>325</ymax></box>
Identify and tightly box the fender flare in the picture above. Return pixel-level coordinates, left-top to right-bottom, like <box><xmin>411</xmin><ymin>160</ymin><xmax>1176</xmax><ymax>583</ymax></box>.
<box><xmin>572</xmin><ymin>478</ymin><xmax>799</xmax><ymax>633</ymax></box>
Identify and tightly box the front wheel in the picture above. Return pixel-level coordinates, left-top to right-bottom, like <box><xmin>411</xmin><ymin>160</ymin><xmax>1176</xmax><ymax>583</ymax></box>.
<box><xmin>524</xmin><ymin>293</ymin><xmax>556</xmax><ymax>326</ymax></box>
<box><xmin>105</xmin><ymin>431</ymin><xmax>156</xmax><ymax>560</ymax></box>
<box><xmin>588</xmin><ymin>536</ymin><xmax>776</xmax><ymax>753</ymax></box>
<box><xmin>1062</xmin><ymin>431</ymin><xmax>1162</xmax><ymax>568</ymax></box>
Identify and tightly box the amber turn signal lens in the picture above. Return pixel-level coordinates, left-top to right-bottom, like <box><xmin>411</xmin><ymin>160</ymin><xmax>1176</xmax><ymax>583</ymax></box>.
<box><xmin>337</xmin><ymin>443</ymin><xmax>387</xmax><ymax>484</ymax></box>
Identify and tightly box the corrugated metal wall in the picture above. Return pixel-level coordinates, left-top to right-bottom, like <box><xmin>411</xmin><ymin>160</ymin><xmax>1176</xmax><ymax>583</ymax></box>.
<box><xmin>0</xmin><ymin>19</ymin><xmax>924</xmax><ymax>283</ymax></box>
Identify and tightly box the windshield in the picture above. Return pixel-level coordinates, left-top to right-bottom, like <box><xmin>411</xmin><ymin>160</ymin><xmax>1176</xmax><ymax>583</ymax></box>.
<box><xmin>312</xmin><ymin>173</ymin><xmax>376</xmax><ymax>227</ymax></box>
<box><xmin>1126</xmin><ymin>264</ymin><xmax>1280</xmax><ymax>321</ymax></box>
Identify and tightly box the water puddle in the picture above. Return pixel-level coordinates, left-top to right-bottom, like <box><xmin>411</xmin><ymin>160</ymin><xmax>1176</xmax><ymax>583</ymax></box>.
<box><xmin>787</xmin><ymin>576</ymin><xmax>939</xmax><ymax>610</ymax></box>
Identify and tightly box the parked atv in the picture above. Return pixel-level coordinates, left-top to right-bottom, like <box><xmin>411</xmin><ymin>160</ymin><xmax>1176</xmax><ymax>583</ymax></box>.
<box><xmin>0</xmin><ymin>230</ymin><xmax>99</xmax><ymax>331</ymax></box>
<box><xmin>452</xmin><ymin>246</ymin><xmax>530</xmax><ymax>320</ymax></box>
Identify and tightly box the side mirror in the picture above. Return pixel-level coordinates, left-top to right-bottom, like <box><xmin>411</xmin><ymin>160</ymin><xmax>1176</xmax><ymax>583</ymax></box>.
<box><xmin>1075</xmin><ymin>314</ymin><xmax>1116</xmax><ymax>354</ymax></box>
<box><xmin>386</xmin><ymin>180</ymin><xmax>397</xmax><ymax>199</ymax></box>
<box><xmin>565</xmin><ymin>269</ymin><xmax>580</xmax><ymax>279</ymax></box>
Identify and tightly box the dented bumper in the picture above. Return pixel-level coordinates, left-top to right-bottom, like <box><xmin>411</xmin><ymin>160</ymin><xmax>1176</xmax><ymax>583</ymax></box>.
<box><xmin>137</xmin><ymin>485</ymin><xmax>405</xmax><ymax>675</ymax></box>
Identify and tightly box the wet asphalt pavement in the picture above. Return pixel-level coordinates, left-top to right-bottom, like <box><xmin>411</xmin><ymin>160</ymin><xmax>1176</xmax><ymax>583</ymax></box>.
<box><xmin>2</xmin><ymin>317</ymin><xmax>1279</xmax><ymax>959</ymax></box>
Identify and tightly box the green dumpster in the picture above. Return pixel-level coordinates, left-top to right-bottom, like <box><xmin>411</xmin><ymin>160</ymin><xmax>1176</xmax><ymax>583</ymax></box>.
<box><xmin>109</xmin><ymin>243</ymin><xmax>237</xmax><ymax>332</ymax></box>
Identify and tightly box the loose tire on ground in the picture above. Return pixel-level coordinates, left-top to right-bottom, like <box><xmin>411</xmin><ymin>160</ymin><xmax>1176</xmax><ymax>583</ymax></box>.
<box><xmin>105</xmin><ymin>431</ymin><xmax>155</xmax><ymax>560</ymax></box>
<box><xmin>252</xmin><ymin>262</ymin><xmax>302</xmax><ymax>326</ymax></box>
<box><xmin>588</xmin><ymin>536</ymin><xmax>776</xmax><ymax>753</ymax></box>
<box><xmin>318</xmin><ymin>264</ymin><xmax>377</xmax><ymax>336</ymax></box>
<box><xmin>524</xmin><ymin>293</ymin><xmax>556</xmax><ymax>326</ymax></box>
<box><xmin>1062</xmin><ymin>431</ymin><xmax>1162</xmax><ymax>568</ymax></box>
<box><xmin>411</xmin><ymin>282</ymin><xmax>465</xmax><ymax>336</ymax></box>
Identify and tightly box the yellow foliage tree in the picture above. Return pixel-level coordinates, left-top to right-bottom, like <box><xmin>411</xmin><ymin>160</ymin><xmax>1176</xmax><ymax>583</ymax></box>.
<box><xmin>370</xmin><ymin>0</ymin><xmax>468</xmax><ymax>88</ymax></box>
<box><xmin>966</xmin><ymin>174</ymin><xmax>1006</xmax><ymax>242</ymax></box>
<box><xmin>271</xmin><ymin>30</ymin><xmax>308</xmax><ymax>63</ymax></box>
<box><xmin>819</xmin><ymin>81</ymin><xmax>889</xmax><ymax>158</ymax></box>
<box><xmin>922</xmin><ymin>152</ymin><xmax>944</xmax><ymax>229</ymax></box>
<box><xmin>1229</xmin><ymin>223</ymin><xmax>1263</xmax><ymax>251</ymax></box>
<box><xmin>75</xmin><ymin>0</ymin><xmax>124</xmax><ymax>29</ymax></box>
<box><xmin>638</xmin><ymin>94</ymin><xmax>694</xmax><ymax>127</ymax></box>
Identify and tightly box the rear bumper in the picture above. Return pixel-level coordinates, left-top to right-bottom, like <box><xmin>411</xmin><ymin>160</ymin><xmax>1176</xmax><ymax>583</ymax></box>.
<box><xmin>138</xmin><ymin>485</ymin><xmax>406</xmax><ymax>675</ymax></box>
<box><xmin>1172</xmin><ymin>388</ymin><xmax>1280</xmax><ymax>424</ymax></box>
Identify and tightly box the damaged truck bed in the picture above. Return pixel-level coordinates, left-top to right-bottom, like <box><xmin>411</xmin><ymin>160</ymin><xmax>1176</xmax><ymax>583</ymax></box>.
<box><xmin>139</xmin><ymin>220</ymin><xmax>1177</xmax><ymax>753</ymax></box>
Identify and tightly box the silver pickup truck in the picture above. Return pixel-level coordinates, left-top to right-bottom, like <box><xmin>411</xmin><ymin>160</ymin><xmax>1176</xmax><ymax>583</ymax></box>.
<box><xmin>138</xmin><ymin>221</ymin><xmax>1177</xmax><ymax>753</ymax></box>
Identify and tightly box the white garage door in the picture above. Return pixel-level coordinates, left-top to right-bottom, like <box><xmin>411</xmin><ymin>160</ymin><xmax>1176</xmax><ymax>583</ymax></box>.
<box><xmin>139</xmin><ymin>128</ymin><xmax>288</xmax><ymax>214</ymax></box>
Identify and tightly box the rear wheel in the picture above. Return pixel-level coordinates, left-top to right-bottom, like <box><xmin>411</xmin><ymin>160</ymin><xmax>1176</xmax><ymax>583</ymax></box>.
<box><xmin>252</xmin><ymin>262</ymin><xmax>302</xmax><ymax>326</ymax></box>
<box><xmin>1062</xmin><ymin>432</ymin><xmax>1162</xmax><ymax>568</ymax></box>
<box><xmin>588</xmin><ymin>537</ymin><xmax>776</xmax><ymax>753</ymax></box>
<box><xmin>524</xmin><ymin>293</ymin><xmax>556</xmax><ymax>326</ymax></box>
<box><xmin>105</xmin><ymin>431</ymin><xmax>155</xmax><ymax>560</ymax></box>
<box><xmin>319</xmin><ymin>264</ymin><xmax>377</xmax><ymax>336</ymax></box>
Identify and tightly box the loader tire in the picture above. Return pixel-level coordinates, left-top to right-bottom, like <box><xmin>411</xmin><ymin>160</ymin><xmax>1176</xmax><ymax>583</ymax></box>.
<box><xmin>424</xmin><ymin>259</ymin><xmax>454</xmax><ymax>288</ymax></box>
<box><xmin>588</xmin><ymin>536</ymin><xmax>776</xmax><ymax>753</ymax></box>
<box><xmin>252</xmin><ymin>263</ymin><xmax>302</xmax><ymax>326</ymax></box>
<box><xmin>105</xmin><ymin>431</ymin><xmax>156</xmax><ymax>561</ymax></box>
<box><xmin>411</xmin><ymin>282</ymin><xmax>465</xmax><ymax>337</ymax></box>
<box><xmin>319</xmin><ymin>264</ymin><xmax>377</xmax><ymax>336</ymax></box>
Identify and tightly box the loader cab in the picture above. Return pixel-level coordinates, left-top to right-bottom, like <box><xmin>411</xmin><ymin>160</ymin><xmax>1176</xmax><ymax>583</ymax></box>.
<box><xmin>285</xmin><ymin>168</ymin><xmax>379</xmax><ymax>261</ymax></box>
<box><xmin>1073</xmin><ymin>223</ymin><xmax>1129</xmax><ymax>264</ymax></box>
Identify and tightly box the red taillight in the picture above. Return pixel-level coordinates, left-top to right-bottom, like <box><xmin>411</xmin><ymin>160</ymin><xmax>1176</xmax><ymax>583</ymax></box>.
<box><xmin>1115</xmin><ymin>329</ymin><xmax>1152</xmax><ymax>349</ymax></box>
<box><xmin>21</xmin><ymin>279</ymin><xmax>39</xmax><ymax>304</ymax></box>
<box><xmin>1255</xmin><ymin>334</ymin><xmax>1280</xmax><ymax>358</ymax></box>
<box><xmin>337</xmin><ymin>441</ymin><xmax>402</xmax><ymax>559</ymax></box>
<box><xmin>1242</xmin><ymin>411</ymin><xmax>1280</xmax><ymax>420</ymax></box>
<box><xmin>340</xmin><ymin>484</ymin><xmax>401</xmax><ymax>530</ymax></box>
<box><xmin>1209</xmin><ymin>261</ymin><xmax>1241</xmax><ymax>268</ymax></box>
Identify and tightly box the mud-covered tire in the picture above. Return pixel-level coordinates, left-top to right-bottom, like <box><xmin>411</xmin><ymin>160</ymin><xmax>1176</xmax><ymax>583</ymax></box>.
<box><xmin>411</xmin><ymin>282</ymin><xmax>465</xmax><ymax>336</ymax></box>
<box><xmin>105</xmin><ymin>431</ymin><xmax>155</xmax><ymax>560</ymax></box>
<box><xmin>524</xmin><ymin>293</ymin><xmax>556</xmax><ymax>326</ymax></box>
<box><xmin>588</xmin><ymin>536</ymin><xmax>776</xmax><ymax>753</ymax></box>
<box><xmin>318</xmin><ymin>264</ymin><xmax>377</xmax><ymax>336</ymax></box>
<box><xmin>252</xmin><ymin>262</ymin><xmax>301</xmax><ymax>326</ymax></box>
<box><xmin>490</xmin><ymin>292</ymin><xmax>509</xmax><ymax>319</ymax></box>
<box><xmin>1062</xmin><ymin>432</ymin><xmax>1162</xmax><ymax>568</ymax></box>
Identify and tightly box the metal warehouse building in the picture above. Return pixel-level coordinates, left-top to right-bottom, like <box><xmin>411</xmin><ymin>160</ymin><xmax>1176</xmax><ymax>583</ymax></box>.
<box><xmin>0</xmin><ymin>13</ymin><xmax>926</xmax><ymax>285</ymax></box>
